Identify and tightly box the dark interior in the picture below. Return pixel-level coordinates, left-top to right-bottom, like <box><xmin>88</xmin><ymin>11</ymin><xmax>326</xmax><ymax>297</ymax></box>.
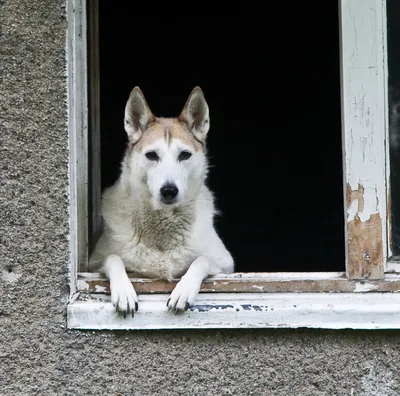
<box><xmin>97</xmin><ymin>3</ymin><xmax>345</xmax><ymax>272</ymax></box>
<box><xmin>387</xmin><ymin>0</ymin><xmax>400</xmax><ymax>258</ymax></box>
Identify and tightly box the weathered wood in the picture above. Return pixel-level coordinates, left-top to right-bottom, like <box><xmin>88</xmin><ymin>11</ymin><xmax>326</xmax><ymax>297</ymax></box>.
<box><xmin>77</xmin><ymin>272</ymin><xmax>400</xmax><ymax>294</ymax></box>
<box><xmin>340</xmin><ymin>0</ymin><xmax>387</xmax><ymax>279</ymax></box>
<box><xmin>67</xmin><ymin>0</ymin><xmax>89</xmax><ymax>291</ymax></box>
<box><xmin>346</xmin><ymin>186</ymin><xmax>384</xmax><ymax>278</ymax></box>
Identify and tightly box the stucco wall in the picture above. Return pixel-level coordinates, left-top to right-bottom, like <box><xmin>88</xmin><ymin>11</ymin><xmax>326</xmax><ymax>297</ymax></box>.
<box><xmin>1</xmin><ymin>1</ymin><xmax>400</xmax><ymax>395</ymax></box>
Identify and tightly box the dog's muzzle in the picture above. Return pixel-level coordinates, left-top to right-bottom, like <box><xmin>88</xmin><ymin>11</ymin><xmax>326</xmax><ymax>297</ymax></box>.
<box><xmin>160</xmin><ymin>182</ymin><xmax>179</xmax><ymax>204</ymax></box>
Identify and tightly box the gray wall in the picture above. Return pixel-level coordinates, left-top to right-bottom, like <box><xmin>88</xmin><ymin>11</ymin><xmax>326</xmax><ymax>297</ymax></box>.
<box><xmin>1</xmin><ymin>1</ymin><xmax>400</xmax><ymax>395</ymax></box>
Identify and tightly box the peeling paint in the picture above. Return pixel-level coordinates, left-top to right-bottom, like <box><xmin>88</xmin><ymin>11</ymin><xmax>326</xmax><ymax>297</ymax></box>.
<box><xmin>76</xmin><ymin>280</ymin><xmax>89</xmax><ymax>291</ymax></box>
<box><xmin>241</xmin><ymin>304</ymin><xmax>263</xmax><ymax>312</ymax></box>
<box><xmin>77</xmin><ymin>273</ymin><xmax>400</xmax><ymax>293</ymax></box>
<box><xmin>360</xmin><ymin>186</ymin><xmax>380</xmax><ymax>222</ymax></box>
<box><xmin>69</xmin><ymin>292</ymin><xmax>400</xmax><ymax>330</ymax></box>
<box><xmin>346</xmin><ymin>183</ymin><xmax>379</xmax><ymax>223</ymax></box>
<box><xmin>190</xmin><ymin>304</ymin><xmax>234</xmax><ymax>312</ymax></box>
<box><xmin>342</xmin><ymin>0</ymin><xmax>388</xmax><ymax>280</ymax></box>
<box><xmin>346</xmin><ymin>182</ymin><xmax>384</xmax><ymax>279</ymax></box>
<box><xmin>347</xmin><ymin>199</ymin><xmax>358</xmax><ymax>222</ymax></box>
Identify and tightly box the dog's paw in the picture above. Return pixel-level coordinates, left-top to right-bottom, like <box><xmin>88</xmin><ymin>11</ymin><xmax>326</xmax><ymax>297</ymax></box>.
<box><xmin>167</xmin><ymin>275</ymin><xmax>201</xmax><ymax>313</ymax></box>
<box><xmin>110</xmin><ymin>277</ymin><xmax>138</xmax><ymax>318</ymax></box>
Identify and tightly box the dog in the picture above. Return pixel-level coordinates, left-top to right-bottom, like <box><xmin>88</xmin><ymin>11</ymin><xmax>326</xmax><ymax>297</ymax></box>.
<box><xmin>89</xmin><ymin>86</ymin><xmax>234</xmax><ymax>316</ymax></box>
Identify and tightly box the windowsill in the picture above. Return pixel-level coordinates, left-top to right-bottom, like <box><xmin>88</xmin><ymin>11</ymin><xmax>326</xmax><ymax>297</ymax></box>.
<box><xmin>76</xmin><ymin>271</ymin><xmax>400</xmax><ymax>294</ymax></box>
<box><xmin>67</xmin><ymin>291</ymin><xmax>400</xmax><ymax>330</ymax></box>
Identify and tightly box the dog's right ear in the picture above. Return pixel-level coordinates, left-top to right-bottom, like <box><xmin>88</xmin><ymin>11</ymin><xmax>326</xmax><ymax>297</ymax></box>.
<box><xmin>179</xmin><ymin>87</ymin><xmax>210</xmax><ymax>143</ymax></box>
<box><xmin>124</xmin><ymin>87</ymin><xmax>155</xmax><ymax>143</ymax></box>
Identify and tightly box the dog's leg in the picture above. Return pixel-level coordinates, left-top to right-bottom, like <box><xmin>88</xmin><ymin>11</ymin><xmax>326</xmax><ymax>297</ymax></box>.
<box><xmin>102</xmin><ymin>254</ymin><xmax>138</xmax><ymax>318</ymax></box>
<box><xmin>167</xmin><ymin>224</ymin><xmax>234</xmax><ymax>312</ymax></box>
<box><xmin>167</xmin><ymin>256</ymin><xmax>212</xmax><ymax>313</ymax></box>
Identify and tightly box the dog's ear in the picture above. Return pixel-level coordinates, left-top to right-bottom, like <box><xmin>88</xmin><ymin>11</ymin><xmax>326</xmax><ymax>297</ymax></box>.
<box><xmin>124</xmin><ymin>87</ymin><xmax>155</xmax><ymax>143</ymax></box>
<box><xmin>179</xmin><ymin>86</ymin><xmax>210</xmax><ymax>143</ymax></box>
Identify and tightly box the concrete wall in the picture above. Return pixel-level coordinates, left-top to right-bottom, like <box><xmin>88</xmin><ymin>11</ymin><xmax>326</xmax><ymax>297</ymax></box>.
<box><xmin>1</xmin><ymin>1</ymin><xmax>400</xmax><ymax>395</ymax></box>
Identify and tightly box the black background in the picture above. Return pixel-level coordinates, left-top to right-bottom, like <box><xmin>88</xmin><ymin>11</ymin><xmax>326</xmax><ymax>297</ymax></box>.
<box><xmin>388</xmin><ymin>0</ymin><xmax>400</xmax><ymax>257</ymax></box>
<box><xmin>96</xmin><ymin>2</ymin><xmax>345</xmax><ymax>272</ymax></box>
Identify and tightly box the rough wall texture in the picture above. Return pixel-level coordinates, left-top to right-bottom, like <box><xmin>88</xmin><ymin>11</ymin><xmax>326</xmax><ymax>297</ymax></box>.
<box><xmin>1</xmin><ymin>1</ymin><xmax>400</xmax><ymax>395</ymax></box>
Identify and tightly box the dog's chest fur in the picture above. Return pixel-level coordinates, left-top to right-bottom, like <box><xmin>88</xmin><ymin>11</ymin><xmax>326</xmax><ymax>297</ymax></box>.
<box><xmin>135</xmin><ymin>206</ymin><xmax>192</xmax><ymax>251</ymax></box>
<box><xmin>102</xmin><ymin>187</ymin><xmax>197</xmax><ymax>280</ymax></box>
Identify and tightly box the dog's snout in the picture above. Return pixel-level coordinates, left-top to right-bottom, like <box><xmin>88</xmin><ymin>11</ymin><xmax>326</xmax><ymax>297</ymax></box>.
<box><xmin>160</xmin><ymin>183</ymin><xmax>179</xmax><ymax>203</ymax></box>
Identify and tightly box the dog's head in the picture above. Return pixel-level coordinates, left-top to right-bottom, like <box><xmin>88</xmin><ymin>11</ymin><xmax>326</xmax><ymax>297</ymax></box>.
<box><xmin>123</xmin><ymin>86</ymin><xmax>210</xmax><ymax>209</ymax></box>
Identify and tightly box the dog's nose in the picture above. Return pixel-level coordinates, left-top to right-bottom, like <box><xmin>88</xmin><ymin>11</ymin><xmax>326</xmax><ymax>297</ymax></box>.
<box><xmin>160</xmin><ymin>183</ymin><xmax>179</xmax><ymax>203</ymax></box>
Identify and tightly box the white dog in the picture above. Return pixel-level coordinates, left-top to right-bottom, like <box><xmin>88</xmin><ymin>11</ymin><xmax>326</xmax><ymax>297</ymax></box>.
<box><xmin>89</xmin><ymin>86</ymin><xmax>234</xmax><ymax>316</ymax></box>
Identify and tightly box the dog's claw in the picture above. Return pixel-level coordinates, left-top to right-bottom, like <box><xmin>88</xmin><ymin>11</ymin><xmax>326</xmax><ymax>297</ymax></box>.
<box><xmin>110</xmin><ymin>278</ymin><xmax>138</xmax><ymax>318</ymax></box>
<box><xmin>167</xmin><ymin>298</ymin><xmax>192</xmax><ymax>313</ymax></box>
<box><xmin>167</xmin><ymin>274</ymin><xmax>201</xmax><ymax>314</ymax></box>
<box><xmin>113</xmin><ymin>298</ymin><xmax>137</xmax><ymax>319</ymax></box>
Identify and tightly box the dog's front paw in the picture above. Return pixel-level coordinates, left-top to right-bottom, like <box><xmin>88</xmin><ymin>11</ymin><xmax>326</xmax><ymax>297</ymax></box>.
<box><xmin>167</xmin><ymin>275</ymin><xmax>201</xmax><ymax>313</ymax></box>
<box><xmin>110</xmin><ymin>277</ymin><xmax>138</xmax><ymax>318</ymax></box>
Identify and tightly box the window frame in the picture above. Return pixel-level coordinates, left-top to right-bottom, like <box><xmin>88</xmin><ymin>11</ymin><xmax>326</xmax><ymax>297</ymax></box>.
<box><xmin>67</xmin><ymin>0</ymin><xmax>400</xmax><ymax>330</ymax></box>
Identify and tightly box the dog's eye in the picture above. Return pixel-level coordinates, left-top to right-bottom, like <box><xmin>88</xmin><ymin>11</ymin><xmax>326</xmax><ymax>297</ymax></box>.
<box><xmin>178</xmin><ymin>151</ymin><xmax>192</xmax><ymax>161</ymax></box>
<box><xmin>145</xmin><ymin>151</ymin><xmax>159</xmax><ymax>161</ymax></box>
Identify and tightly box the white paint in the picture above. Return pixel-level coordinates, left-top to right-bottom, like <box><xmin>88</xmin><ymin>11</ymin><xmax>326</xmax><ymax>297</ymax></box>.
<box><xmin>94</xmin><ymin>285</ymin><xmax>106</xmax><ymax>293</ymax></box>
<box><xmin>354</xmin><ymin>282</ymin><xmax>378</xmax><ymax>292</ymax></box>
<box><xmin>385</xmin><ymin>262</ymin><xmax>400</xmax><ymax>274</ymax></box>
<box><xmin>340</xmin><ymin>0</ymin><xmax>387</xmax><ymax>220</ymax></box>
<box><xmin>76</xmin><ymin>280</ymin><xmax>89</xmax><ymax>291</ymax></box>
<box><xmin>359</xmin><ymin>188</ymin><xmax>380</xmax><ymax>223</ymax></box>
<box><xmin>67</xmin><ymin>0</ymin><xmax>88</xmax><ymax>296</ymax></box>
<box><xmin>347</xmin><ymin>199</ymin><xmax>358</xmax><ymax>222</ymax></box>
<box><xmin>68</xmin><ymin>292</ymin><xmax>400</xmax><ymax>330</ymax></box>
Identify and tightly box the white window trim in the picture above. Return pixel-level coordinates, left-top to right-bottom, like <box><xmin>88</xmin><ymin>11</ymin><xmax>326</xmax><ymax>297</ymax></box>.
<box><xmin>67</xmin><ymin>0</ymin><xmax>400</xmax><ymax>330</ymax></box>
<box><xmin>67</xmin><ymin>0</ymin><xmax>88</xmax><ymax>297</ymax></box>
<box><xmin>68</xmin><ymin>292</ymin><xmax>400</xmax><ymax>330</ymax></box>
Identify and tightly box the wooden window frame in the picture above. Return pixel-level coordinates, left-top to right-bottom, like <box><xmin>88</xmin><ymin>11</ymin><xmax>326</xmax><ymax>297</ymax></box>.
<box><xmin>67</xmin><ymin>0</ymin><xmax>400</xmax><ymax>330</ymax></box>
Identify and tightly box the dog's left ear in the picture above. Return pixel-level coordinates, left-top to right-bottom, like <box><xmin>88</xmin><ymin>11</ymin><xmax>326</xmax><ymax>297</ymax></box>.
<box><xmin>179</xmin><ymin>87</ymin><xmax>210</xmax><ymax>143</ymax></box>
<box><xmin>124</xmin><ymin>87</ymin><xmax>155</xmax><ymax>144</ymax></box>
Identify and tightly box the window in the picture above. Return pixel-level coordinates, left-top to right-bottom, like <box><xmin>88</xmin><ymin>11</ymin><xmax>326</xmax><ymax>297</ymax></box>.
<box><xmin>97</xmin><ymin>2</ymin><xmax>344</xmax><ymax>273</ymax></box>
<box><xmin>67</xmin><ymin>0</ymin><xmax>400</xmax><ymax>330</ymax></box>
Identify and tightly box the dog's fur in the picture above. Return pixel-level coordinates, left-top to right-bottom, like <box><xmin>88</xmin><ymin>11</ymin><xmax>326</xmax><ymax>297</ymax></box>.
<box><xmin>89</xmin><ymin>86</ymin><xmax>234</xmax><ymax>315</ymax></box>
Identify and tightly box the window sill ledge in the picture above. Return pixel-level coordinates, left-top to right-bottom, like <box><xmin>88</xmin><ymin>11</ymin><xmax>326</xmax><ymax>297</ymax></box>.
<box><xmin>67</xmin><ymin>292</ymin><xmax>400</xmax><ymax>330</ymax></box>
